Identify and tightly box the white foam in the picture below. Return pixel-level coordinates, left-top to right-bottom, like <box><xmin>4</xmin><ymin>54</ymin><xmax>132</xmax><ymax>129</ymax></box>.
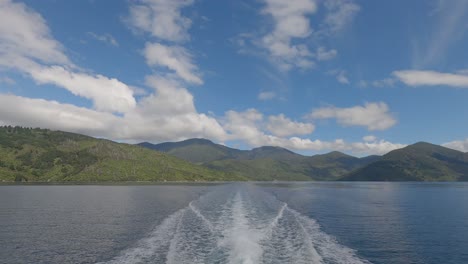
<box><xmin>101</xmin><ymin>208</ymin><xmax>186</xmax><ymax>264</ymax></box>
<box><xmin>101</xmin><ymin>185</ymin><xmax>371</xmax><ymax>264</ymax></box>
<box><xmin>189</xmin><ymin>201</ymin><xmax>214</xmax><ymax>232</ymax></box>
<box><xmin>290</xmin><ymin>208</ymin><xmax>371</xmax><ymax>264</ymax></box>
<box><xmin>219</xmin><ymin>192</ymin><xmax>264</xmax><ymax>264</ymax></box>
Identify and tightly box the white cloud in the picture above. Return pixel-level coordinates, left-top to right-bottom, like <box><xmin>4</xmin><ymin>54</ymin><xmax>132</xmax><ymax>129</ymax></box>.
<box><xmin>127</xmin><ymin>0</ymin><xmax>193</xmax><ymax>42</ymax></box>
<box><xmin>363</xmin><ymin>135</ymin><xmax>377</xmax><ymax>142</ymax></box>
<box><xmin>0</xmin><ymin>0</ymin><xmax>136</xmax><ymax>114</ymax></box>
<box><xmin>287</xmin><ymin>137</ymin><xmax>405</xmax><ymax>155</ymax></box>
<box><xmin>0</xmin><ymin>94</ymin><xmax>119</xmax><ymax>138</ymax></box>
<box><xmin>261</xmin><ymin>0</ymin><xmax>317</xmax><ymax>70</ymax></box>
<box><xmin>456</xmin><ymin>69</ymin><xmax>468</xmax><ymax>75</ymax></box>
<box><xmin>309</xmin><ymin>102</ymin><xmax>397</xmax><ymax>131</ymax></box>
<box><xmin>0</xmin><ymin>86</ymin><xmax>227</xmax><ymax>143</ymax></box>
<box><xmin>443</xmin><ymin>139</ymin><xmax>468</xmax><ymax>152</ymax></box>
<box><xmin>258</xmin><ymin>91</ymin><xmax>276</xmax><ymax>100</ymax></box>
<box><xmin>28</xmin><ymin>65</ymin><xmax>136</xmax><ymax>113</ymax></box>
<box><xmin>393</xmin><ymin>70</ymin><xmax>468</xmax><ymax>88</ymax></box>
<box><xmin>316</xmin><ymin>47</ymin><xmax>337</xmax><ymax>61</ymax></box>
<box><xmin>87</xmin><ymin>32</ymin><xmax>119</xmax><ymax>46</ymax></box>
<box><xmin>320</xmin><ymin>0</ymin><xmax>360</xmax><ymax>35</ymax></box>
<box><xmin>0</xmin><ymin>0</ymin><xmax>402</xmax><ymax>156</ymax></box>
<box><xmin>222</xmin><ymin>109</ymin><xmax>403</xmax><ymax>155</ymax></box>
<box><xmin>266</xmin><ymin>114</ymin><xmax>314</xmax><ymax>137</ymax></box>
<box><xmin>0</xmin><ymin>0</ymin><xmax>69</xmax><ymax>65</ymax></box>
<box><xmin>144</xmin><ymin>43</ymin><xmax>202</xmax><ymax>84</ymax></box>
<box><xmin>328</xmin><ymin>69</ymin><xmax>349</xmax><ymax>84</ymax></box>
<box><xmin>0</xmin><ymin>94</ymin><xmax>403</xmax><ymax>155</ymax></box>
<box><xmin>336</xmin><ymin>71</ymin><xmax>349</xmax><ymax>84</ymax></box>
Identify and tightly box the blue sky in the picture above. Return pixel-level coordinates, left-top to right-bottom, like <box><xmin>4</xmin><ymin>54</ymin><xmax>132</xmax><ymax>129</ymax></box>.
<box><xmin>0</xmin><ymin>0</ymin><xmax>468</xmax><ymax>155</ymax></box>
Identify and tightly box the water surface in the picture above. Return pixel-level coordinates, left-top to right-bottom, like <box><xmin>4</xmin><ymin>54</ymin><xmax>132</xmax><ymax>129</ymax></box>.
<box><xmin>1</xmin><ymin>182</ymin><xmax>467</xmax><ymax>263</ymax></box>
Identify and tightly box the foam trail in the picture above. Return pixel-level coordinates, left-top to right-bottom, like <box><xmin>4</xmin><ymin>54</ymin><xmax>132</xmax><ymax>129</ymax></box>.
<box><xmin>101</xmin><ymin>208</ymin><xmax>185</xmax><ymax>264</ymax></box>
<box><xmin>290</xmin><ymin>208</ymin><xmax>371</xmax><ymax>264</ymax></box>
<box><xmin>219</xmin><ymin>192</ymin><xmax>263</xmax><ymax>264</ymax></box>
<box><xmin>101</xmin><ymin>184</ymin><xmax>371</xmax><ymax>264</ymax></box>
<box><xmin>268</xmin><ymin>203</ymin><xmax>287</xmax><ymax>230</ymax></box>
<box><xmin>189</xmin><ymin>201</ymin><xmax>214</xmax><ymax>232</ymax></box>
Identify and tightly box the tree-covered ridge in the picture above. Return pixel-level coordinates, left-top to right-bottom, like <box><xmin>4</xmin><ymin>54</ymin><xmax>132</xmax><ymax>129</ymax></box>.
<box><xmin>140</xmin><ymin>139</ymin><xmax>381</xmax><ymax>181</ymax></box>
<box><xmin>0</xmin><ymin>126</ymin><xmax>245</xmax><ymax>182</ymax></box>
<box><xmin>342</xmin><ymin>142</ymin><xmax>468</xmax><ymax>181</ymax></box>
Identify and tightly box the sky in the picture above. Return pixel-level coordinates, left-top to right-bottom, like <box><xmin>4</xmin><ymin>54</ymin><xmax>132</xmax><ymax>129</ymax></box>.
<box><xmin>0</xmin><ymin>0</ymin><xmax>468</xmax><ymax>156</ymax></box>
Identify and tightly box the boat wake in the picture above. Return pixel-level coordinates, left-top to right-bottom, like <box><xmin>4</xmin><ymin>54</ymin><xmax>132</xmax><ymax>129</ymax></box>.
<box><xmin>101</xmin><ymin>184</ymin><xmax>370</xmax><ymax>264</ymax></box>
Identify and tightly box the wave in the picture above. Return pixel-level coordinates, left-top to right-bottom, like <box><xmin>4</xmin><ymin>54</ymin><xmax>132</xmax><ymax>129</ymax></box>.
<box><xmin>100</xmin><ymin>184</ymin><xmax>370</xmax><ymax>264</ymax></box>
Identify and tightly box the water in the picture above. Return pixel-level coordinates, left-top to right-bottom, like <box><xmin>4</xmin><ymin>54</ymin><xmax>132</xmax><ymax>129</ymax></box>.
<box><xmin>1</xmin><ymin>183</ymin><xmax>468</xmax><ymax>263</ymax></box>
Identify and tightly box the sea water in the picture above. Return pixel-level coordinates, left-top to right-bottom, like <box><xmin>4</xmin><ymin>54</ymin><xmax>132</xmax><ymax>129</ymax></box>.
<box><xmin>1</xmin><ymin>182</ymin><xmax>467</xmax><ymax>263</ymax></box>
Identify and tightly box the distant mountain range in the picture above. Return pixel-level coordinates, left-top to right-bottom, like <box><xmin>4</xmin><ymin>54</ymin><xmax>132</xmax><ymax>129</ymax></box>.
<box><xmin>1</xmin><ymin>126</ymin><xmax>467</xmax><ymax>182</ymax></box>
<box><xmin>139</xmin><ymin>138</ymin><xmax>468</xmax><ymax>181</ymax></box>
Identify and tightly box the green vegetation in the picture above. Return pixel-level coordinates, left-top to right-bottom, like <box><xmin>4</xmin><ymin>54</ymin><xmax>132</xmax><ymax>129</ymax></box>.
<box><xmin>139</xmin><ymin>139</ymin><xmax>244</xmax><ymax>164</ymax></box>
<box><xmin>0</xmin><ymin>126</ymin><xmax>245</xmax><ymax>182</ymax></box>
<box><xmin>3</xmin><ymin>128</ymin><xmax>467</xmax><ymax>182</ymax></box>
<box><xmin>342</xmin><ymin>142</ymin><xmax>468</xmax><ymax>181</ymax></box>
<box><xmin>140</xmin><ymin>139</ymin><xmax>379</xmax><ymax>181</ymax></box>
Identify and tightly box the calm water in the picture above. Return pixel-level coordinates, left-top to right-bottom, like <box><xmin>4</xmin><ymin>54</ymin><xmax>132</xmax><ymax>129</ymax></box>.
<box><xmin>1</xmin><ymin>183</ymin><xmax>468</xmax><ymax>264</ymax></box>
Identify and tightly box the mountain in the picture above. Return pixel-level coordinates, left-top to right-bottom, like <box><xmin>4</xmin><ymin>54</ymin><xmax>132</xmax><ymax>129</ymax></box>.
<box><xmin>138</xmin><ymin>139</ymin><xmax>244</xmax><ymax>164</ymax></box>
<box><xmin>342</xmin><ymin>142</ymin><xmax>468</xmax><ymax>181</ymax></box>
<box><xmin>303</xmin><ymin>151</ymin><xmax>381</xmax><ymax>181</ymax></box>
<box><xmin>5</xmin><ymin>129</ymin><xmax>466</xmax><ymax>182</ymax></box>
<box><xmin>0</xmin><ymin>127</ymin><xmax>245</xmax><ymax>182</ymax></box>
<box><xmin>243</xmin><ymin>146</ymin><xmax>303</xmax><ymax>161</ymax></box>
<box><xmin>140</xmin><ymin>139</ymin><xmax>379</xmax><ymax>181</ymax></box>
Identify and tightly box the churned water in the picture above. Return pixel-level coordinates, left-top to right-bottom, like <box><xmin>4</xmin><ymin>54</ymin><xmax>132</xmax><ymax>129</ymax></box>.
<box><xmin>1</xmin><ymin>182</ymin><xmax>468</xmax><ymax>263</ymax></box>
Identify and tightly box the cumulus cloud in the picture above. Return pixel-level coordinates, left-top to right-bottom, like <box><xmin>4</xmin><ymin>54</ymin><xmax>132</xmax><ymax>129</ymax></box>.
<box><xmin>258</xmin><ymin>91</ymin><xmax>276</xmax><ymax>100</ymax></box>
<box><xmin>260</xmin><ymin>0</ymin><xmax>317</xmax><ymax>70</ymax></box>
<box><xmin>127</xmin><ymin>0</ymin><xmax>193</xmax><ymax>42</ymax></box>
<box><xmin>0</xmin><ymin>93</ymin><xmax>403</xmax><ymax>155</ymax></box>
<box><xmin>0</xmin><ymin>94</ymin><xmax>119</xmax><ymax>138</ymax></box>
<box><xmin>309</xmin><ymin>102</ymin><xmax>397</xmax><ymax>131</ymax></box>
<box><xmin>0</xmin><ymin>0</ymin><xmax>70</xmax><ymax>65</ymax></box>
<box><xmin>221</xmin><ymin>109</ymin><xmax>403</xmax><ymax>155</ymax></box>
<box><xmin>443</xmin><ymin>139</ymin><xmax>468</xmax><ymax>152</ymax></box>
<box><xmin>393</xmin><ymin>70</ymin><xmax>468</xmax><ymax>88</ymax></box>
<box><xmin>237</xmin><ymin>0</ymin><xmax>357</xmax><ymax>72</ymax></box>
<box><xmin>29</xmin><ymin>65</ymin><xmax>136</xmax><ymax>113</ymax></box>
<box><xmin>266</xmin><ymin>114</ymin><xmax>314</xmax><ymax>137</ymax></box>
<box><xmin>144</xmin><ymin>43</ymin><xmax>202</xmax><ymax>84</ymax></box>
<box><xmin>0</xmin><ymin>0</ymin><xmax>403</xmax><ymax>156</ymax></box>
<box><xmin>287</xmin><ymin>137</ymin><xmax>405</xmax><ymax>155</ymax></box>
<box><xmin>0</xmin><ymin>0</ymin><xmax>136</xmax><ymax>114</ymax></box>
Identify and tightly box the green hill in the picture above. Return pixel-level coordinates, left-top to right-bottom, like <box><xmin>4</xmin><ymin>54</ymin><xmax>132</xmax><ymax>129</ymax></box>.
<box><xmin>342</xmin><ymin>142</ymin><xmax>468</xmax><ymax>181</ymax></box>
<box><xmin>140</xmin><ymin>139</ymin><xmax>380</xmax><ymax>181</ymax></box>
<box><xmin>6</xmin><ymin>128</ymin><xmax>466</xmax><ymax>182</ymax></box>
<box><xmin>0</xmin><ymin>127</ymin><xmax>245</xmax><ymax>182</ymax></box>
<box><xmin>138</xmin><ymin>139</ymin><xmax>244</xmax><ymax>164</ymax></box>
